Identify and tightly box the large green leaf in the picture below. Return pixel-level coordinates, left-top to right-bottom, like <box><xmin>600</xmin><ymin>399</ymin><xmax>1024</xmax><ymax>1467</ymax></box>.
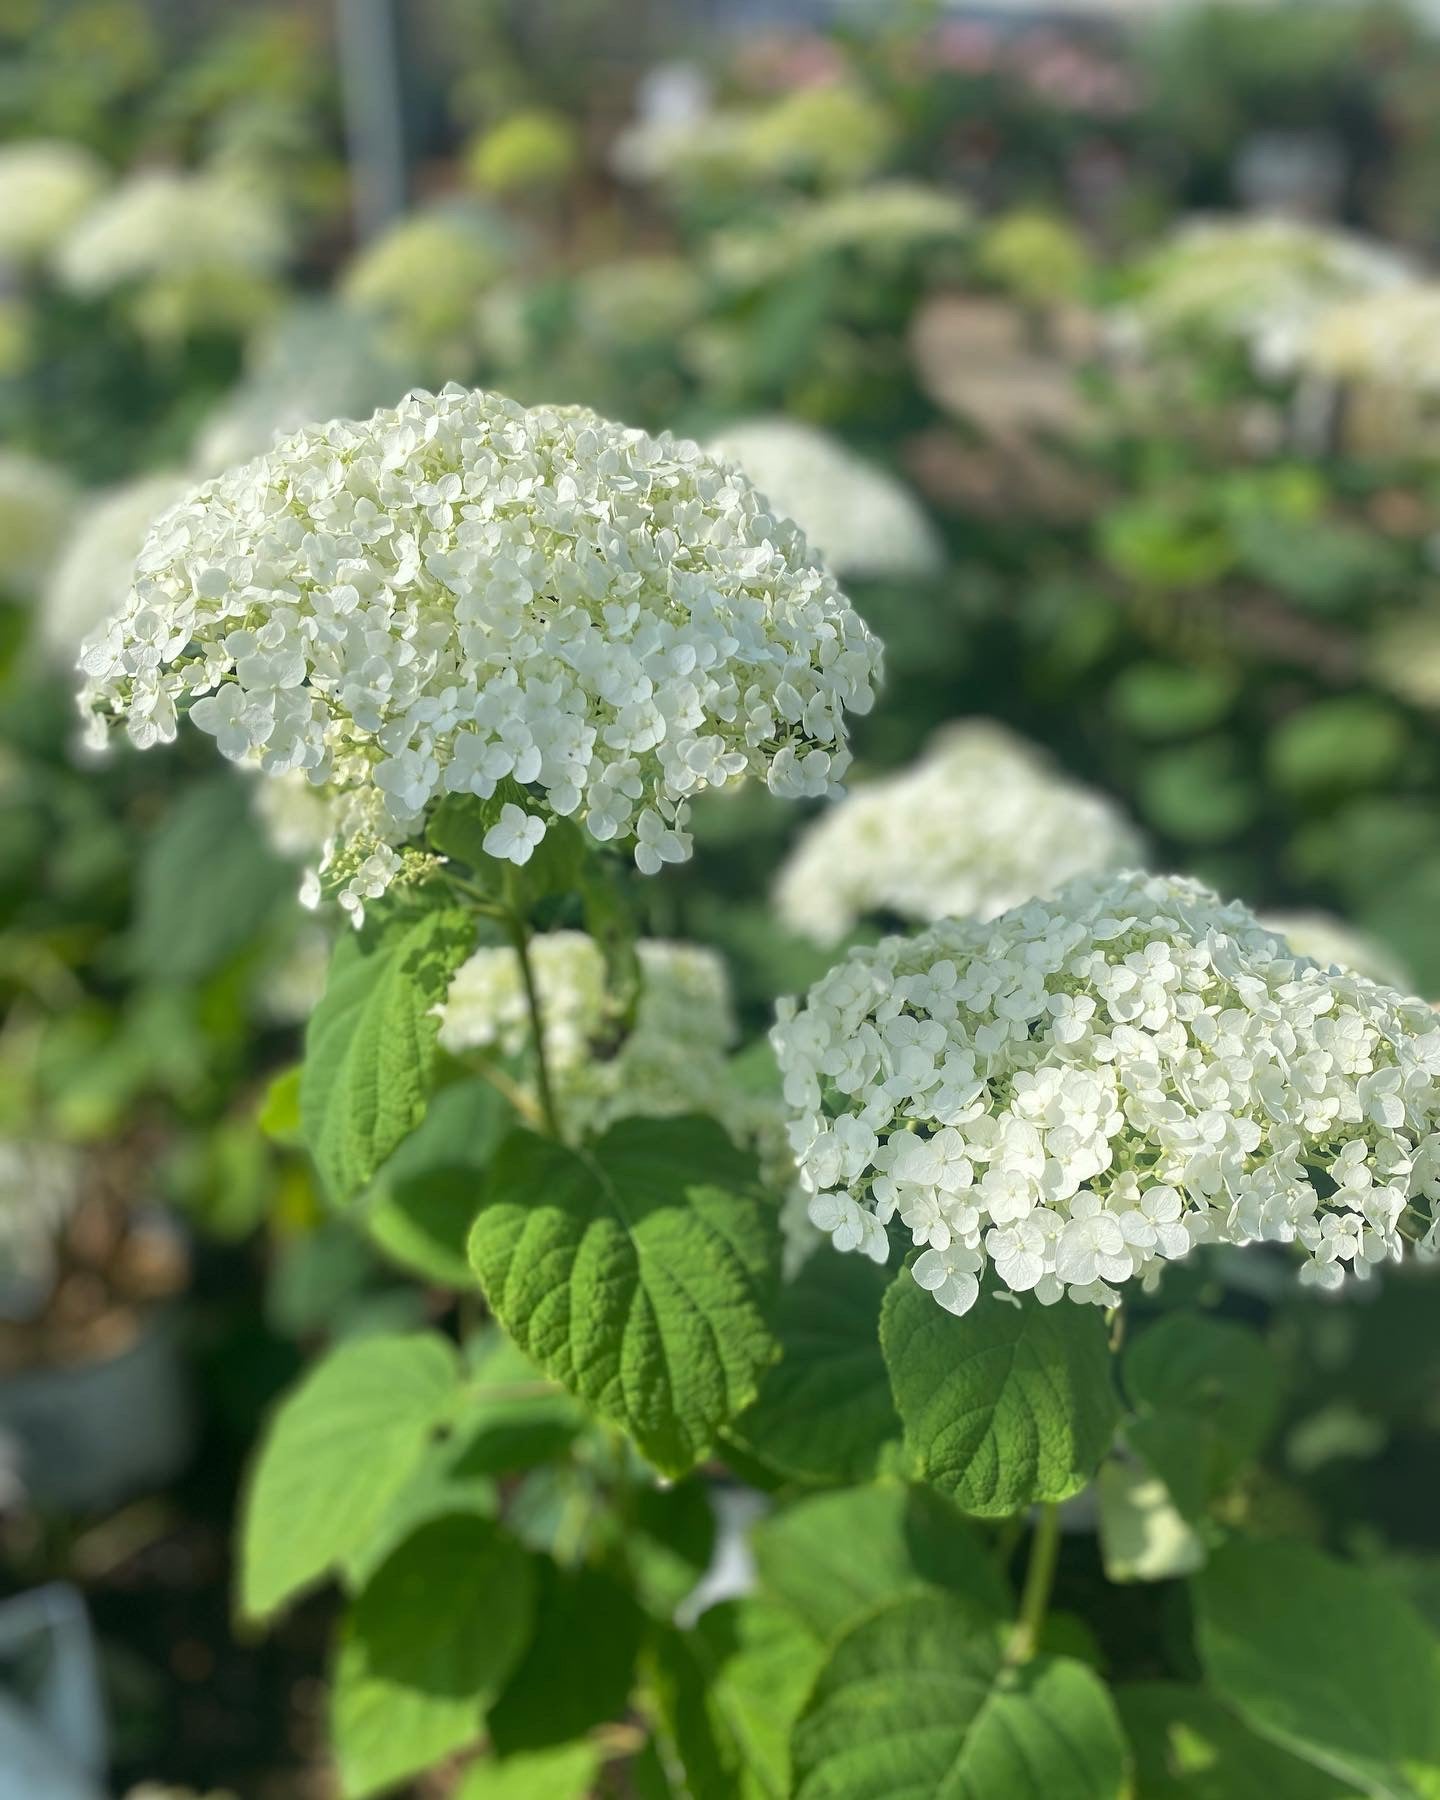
<box><xmin>791</xmin><ymin>1594</ymin><xmax>1129</xmax><ymax>1800</ymax></box>
<box><xmin>881</xmin><ymin>1280</ymin><xmax>1119</xmax><ymax>1517</ymax></box>
<box><xmin>467</xmin><ymin>1115</ymin><xmax>780</xmax><ymax>1476</ymax></box>
<box><xmin>364</xmin><ymin>1078</ymin><xmax>513</xmax><ymax>1285</ymax></box>
<box><xmin>1116</xmin><ymin>1683</ymin><xmax>1353</xmax><ymax>1799</ymax></box>
<box><xmin>1124</xmin><ymin>1313</ymin><xmax>1281</xmax><ymax>1520</ymax></box>
<box><xmin>457</xmin><ymin>1745</ymin><xmax>600</xmax><ymax>1800</ymax></box>
<box><xmin>239</xmin><ymin>1332</ymin><xmax>461</xmax><ymax>1620</ymax></box>
<box><xmin>646</xmin><ymin>1602</ymin><xmax>825</xmax><ymax>1800</ymax></box>
<box><xmin>488</xmin><ymin>1559</ymin><xmax>643</xmax><ymax>1755</ymax></box>
<box><xmin>1194</xmin><ymin>1540</ymin><xmax>1440</xmax><ymax>1798</ymax></box>
<box><xmin>333</xmin><ymin>1514</ymin><xmax>534</xmax><ymax>1798</ymax></box>
<box><xmin>129</xmin><ymin>772</ymin><xmax>292</xmax><ymax>980</ymax></box>
<box><xmin>301</xmin><ymin>905</ymin><xmax>473</xmax><ymax>1201</ymax></box>
<box><xmin>729</xmin><ymin>1251</ymin><xmax>898</xmax><ymax>1485</ymax></box>
<box><xmin>751</xmin><ymin>1481</ymin><xmax>1009</xmax><ymax>1642</ymax></box>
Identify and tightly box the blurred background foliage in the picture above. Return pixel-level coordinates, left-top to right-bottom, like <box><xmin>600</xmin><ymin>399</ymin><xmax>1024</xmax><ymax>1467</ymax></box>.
<box><xmin>4</xmin><ymin>1</ymin><xmax>1440</xmax><ymax>1793</ymax></box>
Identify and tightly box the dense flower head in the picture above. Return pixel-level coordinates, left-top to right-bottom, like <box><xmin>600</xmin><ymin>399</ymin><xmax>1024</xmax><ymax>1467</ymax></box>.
<box><xmin>707</xmin><ymin>418</ymin><xmax>942</xmax><ymax>583</ymax></box>
<box><xmin>41</xmin><ymin>471</ymin><xmax>190</xmax><ymax>663</ymax></box>
<box><xmin>439</xmin><ymin>931</ymin><xmax>783</xmax><ymax>1157</ymax></box>
<box><xmin>1122</xmin><ymin>214</ymin><xmax>1413</xmax><ymax>378</ymax></box>
<box><xmin>772</xmin><ymin>871</ymin><xmax>1440</xmax><ymax>1316</ymax></box>
<box><xmin>78</xmin><ymin>386</ymin><xmax>881</xmax><ymax>917</ymax></box>
<box><xmin>340</xmin><ymin>205</ymin><xmax>516</xmax><ymax>369</ymax></box>
<box><xmin>776</xmin><ymin>721</ymin><xmax>1142</xmax><ymax>945</ymax></box>
<box><xmin>0</xmin><ymin>449</ymin><xmax>76</xmax><ymax>602</ymax></box>
<box><xmin>0</xmin><ymin>139</ymin><xmax>109</xmax><ymax>265</ymax></box>
<box><xmin>55</xmin><ymin>167</ymin><xmax>287</xmax><ymax>338</ymax></box>
<box><xmin>1301</xmin><ymin>284</ymin><xmax>1440</xmax><ymax>392</ymax></box>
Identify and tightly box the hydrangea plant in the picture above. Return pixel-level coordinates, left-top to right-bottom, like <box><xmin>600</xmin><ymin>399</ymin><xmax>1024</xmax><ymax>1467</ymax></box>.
<box><xmin>86</xmin><ymin>391</ymin><xmax>1440</xmax><ymax>1800</ymax></box>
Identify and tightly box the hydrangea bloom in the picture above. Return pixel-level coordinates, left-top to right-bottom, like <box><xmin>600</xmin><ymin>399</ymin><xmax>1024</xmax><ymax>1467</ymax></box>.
<box><xmin>1301</xmin><ymin>285</ymin><xmax>1440</xmax><ymax>392</ymax></box>
<box><xmin>1259</xmin><ymin>911</ymin><xmax>1412</xmax><ymax>994</ymax></box>
<box><xmin>0</xmin><ymin>449</ymin><xmax>76</xmax><ymax>602</ymax></box>
<box><xmin>79</xmin><ymin>387</ymin><xmax>881</xmax><ymax>917</ymax></box>
<box><xmin>1121</xmin><ymin>215</ymin><xmax>1412</xmax><ymax>379</ymax></box>
<box><xmin>0</xmin><ymin>140</ymin><xmax>108</xmax><ymax>265</ymax></box>
<box><xmin>772</xmin><ymin>871</ymin><xmax>1440</xmax><ymax>1315</ymax></box>
<box><xmin>775</xmin><ymin>722</ymin><xmax>1142</xmax><ymax>945</ymax></box>
<box><xmin>707</xmin><ymin>418</ymin><xmax>942</xmax><ymax>583</ymax></box>
<box><xmin>439</xmin><ymin>931</ymin><xmax>782</xmax><ymax>1158</ymax></box>
<box><xmin>340</xmin><ymin>206</ymin><xmax>516</xmax><ymax>372</ymax></box>
<box><xmin>40</xmin><ymin>471</ymin><xmax>190</xmax><ymax>663</ymax></box>
<box><xmin>55</xmin><ymin>167</ymin><xmax>287</xmax><ymax>340</ymax></box>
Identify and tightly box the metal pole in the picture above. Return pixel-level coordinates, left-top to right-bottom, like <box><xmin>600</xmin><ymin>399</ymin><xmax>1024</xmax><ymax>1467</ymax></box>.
<box><xmin>336</xmin><ymin>0</ymin><xmax>409</xmax><ymax>244</ymax></box>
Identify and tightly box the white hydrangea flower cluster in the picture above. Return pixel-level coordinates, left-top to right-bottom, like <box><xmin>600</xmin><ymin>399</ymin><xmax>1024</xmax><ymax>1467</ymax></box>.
<box><xmin>775</xmin><ymin>722</ymin><xmax>1143</xmax><ymax>946</ymax></box>
<box><xmin>772</xmin><ymin>871</ymin><xmax>1440</xmax><ymax>1316</ymax></box>
<box><xmin>0</xmin><ymin>449</ymin><xmax>76</xmax><ymax>602</ymax></box>
<box><xmin>55</xmin><ymin>167</ymin><xmax>287</xmax><ymax>339</ymax></box>
<box><xmin>707</xmin><ymin>418</ymin><xmax>942</xmax><ymax>584</ymax></box>
<box><xmin>1122</xmin><ymin>215</ymin><xmax>1413</xmax><ymax>378</ymax></box>
<box><xmin>439</xmin><ymin>931</ymin><xmax>783</xmax><ymax>1158</ymax></box>
<box><xmin>1299</xmin><ymin>284</ymin><xmax>1440</xmax><ymax>393</ymax></box>
<box><xmin>340</xmin><ymin>205</ymin><xmax>515</xmax><ymax>372</ymax></box>
<box><xmin>0</xmin><ymin>140</ymin><xmax>109</xmax><ymax>266</ymax></box>
<box><xmin>40</xmin><ymin>471</ymin><xmax>190</xmax><ymax>663</ymax></box>
<box><xmin>79</xmin><ymin>386</ymin><xmax>880</xmax><ymax>918</ymax></box>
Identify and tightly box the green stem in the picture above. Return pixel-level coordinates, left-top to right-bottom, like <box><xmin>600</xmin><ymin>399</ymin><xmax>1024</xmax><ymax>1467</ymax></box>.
<box><xmin>1007</xmin><ymin>1502</ymin><xmax>1061</xmax><ymax>1666</ymax></box>
<box><xmin>506</xmin><ymin>906</ymin><xmax>563</xmax><ymax>1140</ymax></box>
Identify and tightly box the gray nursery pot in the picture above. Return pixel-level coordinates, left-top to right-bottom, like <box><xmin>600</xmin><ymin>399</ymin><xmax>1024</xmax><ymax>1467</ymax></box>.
<box><xmin>0</xmin><ymin>1306</ymin><xmax>194</xmax><ymax>1513</ymax></box>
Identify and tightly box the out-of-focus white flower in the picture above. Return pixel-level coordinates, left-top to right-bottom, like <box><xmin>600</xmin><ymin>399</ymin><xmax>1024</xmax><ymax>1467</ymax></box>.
<box><xmin>340</xmin><ymin>205</ymin><xmax>516</xmax><ymax>371</ymax></box>
<box><xmin>0</xmin><ymin>140</ymin><xmax>108</xmax><ymax>266</ymax></box>
<box><xmin>572</xmin><ymin>256</ymin><xmax>705</xmax><ymax>350</ymax></box>
<box><xmin>775</xmin><ymin>721</ymin><xmax>1142</xmax><ymax>945</ymax></box>
<box><xmin>55</xmin><ymin>166</ymin><xmax>287</xmax><ymax>340</ymax></box>
<box><xmin>251</xmin><ymin>768</ymin><xmax>335</xmax><ymax>863</ymax></box>
<box><xmin>0</xmin><ymin>449</ymin><xmax>76</xmax><ymax>602</ymax></box>
<box><xmin>439</xmin><ymin>931</ymin><xmax>785</xmax><ymax>1165</ymax></box>
<box><xmin>1120</xmin><ymin>214</ymin><xmax>1413</xmax><ymax>378</ymax></box>
<box><xmin>1261</xmin><ymin>911</ymin><xmax>1413</xmax><ymax>994</ymax></box>
<box><xmin>195</xmin><ymin>303</ymin><xmax>417</xmax><ymax>476</ymax></box>
<box><xmin>707</xmin><ymin>418</ymin><xmax>942</xmax><ymax>582</ymax></box>
<box><xmin>1301</xmin><ymin>284</ymin><xmax>1440</xmax><ymax>392</ymax></box>
<box><xmin>773</xmin><ymin>870</ymin><xmax>1440</xmax><ymax>1314</ymax></box>
<box><xmin>40</xmin><ymin>471</ymin><xmax>190</xmax><ymax>662</ymax></box>
<box><xmin>255</xmin><ymin>920</ymin><xmax>333</xmax><ymax>1024</ymax></box>
<box><xmin>712</xmin><ymin>181</ymin><xmax>971</xmax><ymax>288</ymax></box>
<box><xmin>1370</xmin><ymin>607</ymin><xmax>1440</xmax><ymax>712</ymax></box>
<box><xmin>80</xmin><ymin>386</ymin><xmax>881</xmax><ymax>921</ymax></box>
<box><xmin>613</xmin><ymin>81</ymin><xmax>892</xmax><ymax>194</ymax></box>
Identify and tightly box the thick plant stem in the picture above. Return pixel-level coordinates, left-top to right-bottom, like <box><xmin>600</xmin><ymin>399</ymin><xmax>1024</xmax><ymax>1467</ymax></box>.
<box><xmin>507</xmin><ymin>909</ymin><xmax>563</xmax><ymax>1140</ymax></box>
<box><xmin>1007</xmin><ymin>1502</ymin><xmax>1061</xmax><ymax>1666</ymax></box>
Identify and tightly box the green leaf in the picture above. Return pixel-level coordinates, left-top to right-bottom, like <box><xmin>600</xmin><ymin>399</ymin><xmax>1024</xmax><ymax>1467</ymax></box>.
<box><xmin>646</xmin><ymin>1602</ymin><xmax>825</xmax><ymax>1800</ymax></box>
<box><xmin>333</xmin><ymin>1515</ymin><xmax>534</xmax><ymax>1798</ymax></box>
<box><xmin>301</xmin><ymin>905</ymin><xmax>474</xmax><ymax>1201</ymax></box>
<box><xmin>1116</xmin><ymin>1683</ymin><xmax>1353</xmax><ymax>1799</ymax></box>
<box><xmin>239</xmin><ymin>1332</ymin><xmax>460</xmax><ymax>1620</ymax></box>
<box><xmin>257</xmin><ymin>1064</ymin><xmax>304</xmax><ymax>1147</ymax></box>
<box><xmin>751</xmin><ymin>1481</ymin><xmax>1009</xmax><ymax>1642</ymax></box>
<box><xmin>488</xmin><ymin>1559</ymin><xmax>643</xmax><ymax>1755</ymax></box>
<box><xmin>1194</xmin><ymin>1539</ymin><xmax>1440</xmax><ymax>1798</ymax></box>
<box><xmin>791</xmin><ymin>1594</ymin><xmax>1129</xmax><ymax>1800</ymax></box>
<box><xmin>729</xmin><ymin>1250</ymin><xmax>897</xmax><ymax>1485</ymax></box>
<box><xmin>1124</xmin><ymin>1313</ymin><xmax>1281</xmax><ymax>1518</ymax></box>
<box><xmin>467</xmin><ymin>1115</ymin><xmax>780</xmax><ymax>1476</ymax></box>
<box><xmin>1267</xmin><ymin>698</ymin><xmax>1409</xmax><ymax>801</ymax></box>
<box><xmin>457</xmin><ymin>1745</ymin><xmax>601</xmax><ymax>1800</ymax></box>
<box><xmin>881</xmin><ymin>1281</ymin><xmax>1120</xmax><ymax>1517</ymax></box>
<box><xmin>363</xmin><ymin>1078</ymin><xmax>513</xmax><ymax>1285</ymax></box>
<box><xmin>129</xmin><ymin>772</ymin><xmax>292</xmax><ymax>980</ymax></box>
